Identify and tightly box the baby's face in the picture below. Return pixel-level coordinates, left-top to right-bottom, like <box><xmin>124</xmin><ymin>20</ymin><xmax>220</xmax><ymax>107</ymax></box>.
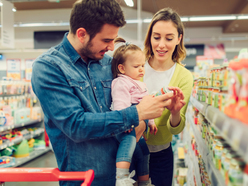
<box><xmin>121</xmin><ymin>50</ymin><xmax>146</xmax><ymax>80</ymax></box>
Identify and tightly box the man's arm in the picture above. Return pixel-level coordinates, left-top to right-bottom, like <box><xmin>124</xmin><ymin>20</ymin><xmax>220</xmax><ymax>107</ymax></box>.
<box><xmin>32</xmin><ymin>60</ymin><xmax>139</xmax><ymax>142</ymax></box>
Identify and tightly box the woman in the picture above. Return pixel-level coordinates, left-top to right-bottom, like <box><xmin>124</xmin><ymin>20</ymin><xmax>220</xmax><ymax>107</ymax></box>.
<box><xmin>143</xmin><ymin>7</ymin><xmax>193</xmax><ymax>186</ymax></box>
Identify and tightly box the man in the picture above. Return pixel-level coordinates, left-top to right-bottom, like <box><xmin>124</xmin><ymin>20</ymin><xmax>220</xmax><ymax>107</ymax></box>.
<box><xmin>31</xmin><ymin>0</ymin><xmax>173</xmax><ymax>185</ymax></box>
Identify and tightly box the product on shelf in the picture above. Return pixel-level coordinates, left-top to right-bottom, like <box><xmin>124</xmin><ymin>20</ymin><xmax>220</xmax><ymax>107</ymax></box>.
<box><xmin>28</xmin><ymin>138</ymin><xmax>35</xmax><ymax>152</ymax></box>
<box><xmin>175</xmin><ymin>167</ymin><xmax>188</xmax><ymax>186</ymax></box>
<box><xmin>0</xmin><ymin>147</ymin><xmax>15</xmax><ymax>156</ymax></box>
<box><xmin>0</xmin><ymin>80</ymin><xmax>46</xmax><ymax>167</ymax></box>
<box><xmin>31</xmin><ymin>107</ymin><xmax>42</xmax><ymax>120</ymax></box>
<box><xmin>0</xmin><ymin>110</ymin><xmax>7</xmax><ymax>126</ymax></box>
<box><xmin>235</xmin><ymin>59</ymin><xmax>248</xmax><ymax>124</ymax></box>
<box><xmin>193</xmin><ymin>108</ymin><xmax>199</xmax><ymax>124</ymax></box>
<box><xmin>13</xmin><ymin>139</ymin><xmax>30</xmax><ymax>158</ymax></box>
<box><xmin>228</xmin><ymin>157</ymin><xmax>246</xmax><ymax>186</ymax></box>
<box><xmin>153</xmin><ymin>86</ymin><xmax>174</xmax><ymax>96</ymax></box>
<box><xmin>33</xmin><ymin>139</ymin><xmax>46</xmax><ymax>150</ymax></box>
<box><xmin>213</xmin><ymin>139</ymin><xmax>230</xmax><ymax>170</ymax></box>
<box><xmin>222</xmin><ymin>150</ymin><xmax>240</xmax><ymax>185</ymax></box>
<box><xmin>0</xmin><ymin>156</ymin><xmax>15</xmax><ymax>168</ymax></box>
<box><xmin>244</xmin><ymin>165</ymin><xmax>248</xmax><ymax>186</ymax></box>
<box><xmin>13</xmin><ymin>108</ymin><xmax>31</xmax><ymax>124</ymax></box>
<box><xmin>186</xmin><ymin>50</ymin><xmax>248</xmax><ymax>186</ymax></box>
<box><xmin>224</xmin><ymin>59</ymin><xmax>242</xmax><ymax>118</ymax></box>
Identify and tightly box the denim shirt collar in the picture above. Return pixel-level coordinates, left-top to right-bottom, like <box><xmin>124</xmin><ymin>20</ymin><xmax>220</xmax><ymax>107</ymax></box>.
<box><xmin>62</xmin><ymin>32</ymin><xmax>106</xmax><ymax>66</ymax></box>
<box><xmin>62</xmin><ymin>32</ymin><xmax>81</xmax><ymax>64</ymax></box>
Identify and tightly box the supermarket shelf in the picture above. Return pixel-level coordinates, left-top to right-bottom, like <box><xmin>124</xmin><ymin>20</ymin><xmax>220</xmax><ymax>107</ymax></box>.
<box><xmin>205</xmin><ymin>105</ymin><xmax>248</xmax><ymax>163</ymax></box>
<box><xmin>190</xmin><ymin>96</ymin><xmax>248</xmax><ymax>163</ymax></box>
<box><xmin>14</xmin><ymin>147</ymin><xmax>51</xmax><ymax>167</ymax></box>
<box><xmin>0</xmin><ymin>128</ymin><xmax>45</xmax><ymax>150</ymax></box>
<box><xmin>186</xmin><ymin>112</ymin><xmax>209</xmax><ymax>157</ymax></box>
<box><xmin>189</xmin><ymin>149</ymin><xmax>201</xmax><ymax>186</ymax></box>
<box><xmin>186</xmin><ymin>112</ymin><xmax>225</xmax><ymax>186</ymax></box>
<box><xmin>0</xmin><ymin>94</ymin><xmax>23</xmax><ymax>98</ymax></box>
<box><xmin>190</xmin><ymin>96</ymin><xmax>208</xmax><ymax>115</ymax></box>
<box><xmin>184</xmin><ymin>119</ymin><xmax>201</xmax><ymax>186</ymax></box>
<box><xmin>0</xmin><ymin>119</ymin><xmax>43</xmax><ymax>132</ymax></box>
<box><xmin>185</xmin><ymin>143</ymin><xmax>201</xmax><ymax>185</ymax></box>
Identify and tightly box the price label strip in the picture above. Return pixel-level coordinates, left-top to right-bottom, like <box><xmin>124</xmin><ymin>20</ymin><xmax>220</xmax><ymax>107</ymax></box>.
<box><xmin>244</xmin><ymin>143</ymin><xmax>248</xmax><ymax>163</ymax></box>
<box><xmin>244</xmin><ymin>168</ymin><xmax>248</xmax><ymax>186</ymax></box>
<box><xmin>230</xmin><ymin>126</ymin><xmax>243</xmax><ymax>151</ymax></box>
<box><xmin>211</xmin><ymin>113</ymin><xmax>218</xmax><ymax>127</ymax></box>
<box><xmin>196</xmin><ymin>101</ymin><xmax>204</xmax><ymax>112</ymax></box>
<box><xmin>222</xmin><ymin>120</ymin><xmax>231</xmax><ymax>139</ymax></box>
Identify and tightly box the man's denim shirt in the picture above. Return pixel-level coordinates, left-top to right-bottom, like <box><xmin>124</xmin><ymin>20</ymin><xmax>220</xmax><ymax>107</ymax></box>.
<box><xmin>31</xmin><ymin>33</ymin><xmax>139</xmax><ymax>186</ymax></box>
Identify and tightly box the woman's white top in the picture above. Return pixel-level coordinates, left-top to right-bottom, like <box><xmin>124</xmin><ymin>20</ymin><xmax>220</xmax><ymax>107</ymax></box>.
<box><xmin>144</xmin><ymin>61</ymin><xmax>176</xmax><ymax>95</ymax></box>
<box><xmin>143</xmin><ymin>61</ymin><xmax>176</xmax><ymax>152</ymax></box>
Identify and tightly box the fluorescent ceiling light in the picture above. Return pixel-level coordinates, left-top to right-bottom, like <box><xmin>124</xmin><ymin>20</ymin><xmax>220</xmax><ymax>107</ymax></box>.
<box><xmin>237</xmin><ymin>15</ymin><xmax>248</xmax><ymax>20</ymax></box>
<box><xmin>181</xmin><ymin>17</ymin><xmax>189</xmax><ymax>22</ymax></box>
<box><xmin>124</xmin><ymin>0</ymin><xmax>134</xmax><ymax>7</ymax></box>
<box><xmin>128</xmin><ymin>15</ymin><xmax>241</xmax><ymax>24</ymax></box>
<box><xmin>12</xmin><ymin>7</ymin><xmax>16</xmax><ymax>12</ymax></box>
<box><xmin>0</xmin><ymin>2</ymin><xmax>3</xmax><ymax>6</ymax></box>
<box><xmin>13</xmin><ymin>22</ymin><xmax>69</xmax><ymax>27</ymax></box>
<box><xmin>143</xmin><ymin>19</ymin><xmax>152</xmax><ymax>23</ymax></box>
<box><xmin>126</xmin><ymin>19</ymin><xmax>139</xmax><ymax>24</ymax></box>
<box><xmin>189</xmin><ymin>16</ymin><xmax>236</xmax><ymax>21</ymax></box>
<box><xmin>219</xmin><ymin>36</ymin><xmax>248</xmax><ymax>41</ymax></box>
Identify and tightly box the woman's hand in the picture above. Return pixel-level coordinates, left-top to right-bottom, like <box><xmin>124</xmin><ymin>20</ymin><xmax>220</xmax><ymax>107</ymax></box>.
<box><xmin>136</xmin><ymin>93</ymin><xmax>173</xmax><ymax>121</ymax></box>
<box><xmin>166</xmin><ymin>87</ymin><xmax>186</xmax><ymax>115</ymax></box>
<box><xmin>149</xmin><ymin>124</ymin><xmax>158</xmax><ymax>135</ymax></box>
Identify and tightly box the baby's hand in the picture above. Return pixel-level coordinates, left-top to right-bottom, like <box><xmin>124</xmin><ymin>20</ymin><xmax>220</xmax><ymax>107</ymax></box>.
<box><xmin>149</xmin><ymin>124</ymin><xmax>158</xmax><ymax>135</ymax></box>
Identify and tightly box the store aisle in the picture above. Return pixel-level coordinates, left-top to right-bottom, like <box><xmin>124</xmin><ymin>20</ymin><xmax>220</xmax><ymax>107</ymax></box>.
<box><xmin>5</xmin><ymin>151</ymin><xmax>59</xmax><ymax>186</ymax></box>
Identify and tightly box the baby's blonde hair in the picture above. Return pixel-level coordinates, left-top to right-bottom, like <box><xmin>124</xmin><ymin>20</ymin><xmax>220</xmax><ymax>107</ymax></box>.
<box><xmin>111</xmin><ymin>37</ymin><xmax>142</xmax><ymax>78</ymax></box>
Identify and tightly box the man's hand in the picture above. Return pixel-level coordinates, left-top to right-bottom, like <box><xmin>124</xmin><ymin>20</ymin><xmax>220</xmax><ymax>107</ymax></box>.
<box><xmin>136</xmin><ymin>92</ymin><xmax>174</xmax><ymax>121</ymax></box>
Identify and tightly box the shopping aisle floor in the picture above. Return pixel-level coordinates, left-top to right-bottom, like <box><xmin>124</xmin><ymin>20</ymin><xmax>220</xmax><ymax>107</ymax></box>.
<box><xmin>5</xmin><ymin>151</ymin><xmax>59</xmax><ymax>186</ymax></box>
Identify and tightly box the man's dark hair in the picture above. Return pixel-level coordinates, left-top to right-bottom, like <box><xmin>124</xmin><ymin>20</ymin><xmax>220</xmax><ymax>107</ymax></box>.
<box><xmin>70</xmin><ymin>0</ymin><xmax>126</xmax><ymax>40</ymax></box>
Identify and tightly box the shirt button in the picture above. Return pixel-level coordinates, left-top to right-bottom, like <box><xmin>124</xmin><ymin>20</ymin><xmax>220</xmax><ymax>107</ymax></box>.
<box><xmin>80</xmin><ymin>87</ymin><xmax>82</xmax><ymax>90</ymax></box>
<box><xmin>100</xmin><ymin>106</ymin><xmax>102</xmax><ymax>108</ymax></box>
<box><xmin>94</xmin><ymin>87</ymin><xmax>96</xmax><ymax>89</ymax></box>
<box><xmin>131</xmin><ymin>125</ymin><xmax>134</xmax><ymax>128</ymax></box>
<box><xmin>88</xmin><ymin>68</ymin><xmax>90</xmax><ymax>70</ymax></box>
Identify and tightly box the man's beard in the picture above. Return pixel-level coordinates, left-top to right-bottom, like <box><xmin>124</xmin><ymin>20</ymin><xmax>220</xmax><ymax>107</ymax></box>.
<box><xmin>80</xmin><ymin>40</ymin><xmax>104</xmax><ymax>61</ymax></box>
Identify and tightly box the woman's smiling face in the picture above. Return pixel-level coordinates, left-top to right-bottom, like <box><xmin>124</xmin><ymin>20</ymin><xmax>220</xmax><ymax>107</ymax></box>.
<box><xmin>150</xmin><ymin>20</ymin><xmax>181</xmax><ymax>63</ymax></box>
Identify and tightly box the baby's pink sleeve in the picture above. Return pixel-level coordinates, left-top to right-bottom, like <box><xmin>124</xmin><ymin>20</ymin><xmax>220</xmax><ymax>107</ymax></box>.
<box><xmin>111</xmin><ymin>78</ymin><xmax>132</xmax><ymax>110</ymax></box>
<box><xmin>148</xmin><ymin>119</ymin><xmax>155</xmax><ymax>126</ymax></box>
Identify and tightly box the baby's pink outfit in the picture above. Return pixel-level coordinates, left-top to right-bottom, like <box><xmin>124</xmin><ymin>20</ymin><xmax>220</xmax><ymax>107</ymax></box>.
<box><xmin>111</xmin><ymin>74</ymin><xmax>155</xmax><ymax>126</ymax></box>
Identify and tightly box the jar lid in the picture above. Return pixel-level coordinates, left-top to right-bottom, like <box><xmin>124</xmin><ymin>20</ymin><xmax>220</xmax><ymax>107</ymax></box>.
<box><xmin>215</xmin><ymin>140</ymin><xmax>224</xmax><ymax>146</ymax></box>
<box><xmin>213</xmin><ymin>135</ymin><xmax>224</xmax><ymax>140</ymax></box>
<box><xmin>222</xmin><ymin>146</ymin><xmax>232</xmax><ymax>154</ymax></box>
<box><xmin>230</xmin><ymin>158</ymin><xmax>246</xmax><ymax>169</ymax></box>
<box><xmin>226</xmin><ymin>150</ymin><xmax>239</xmax><ymax>159</ymax></box>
